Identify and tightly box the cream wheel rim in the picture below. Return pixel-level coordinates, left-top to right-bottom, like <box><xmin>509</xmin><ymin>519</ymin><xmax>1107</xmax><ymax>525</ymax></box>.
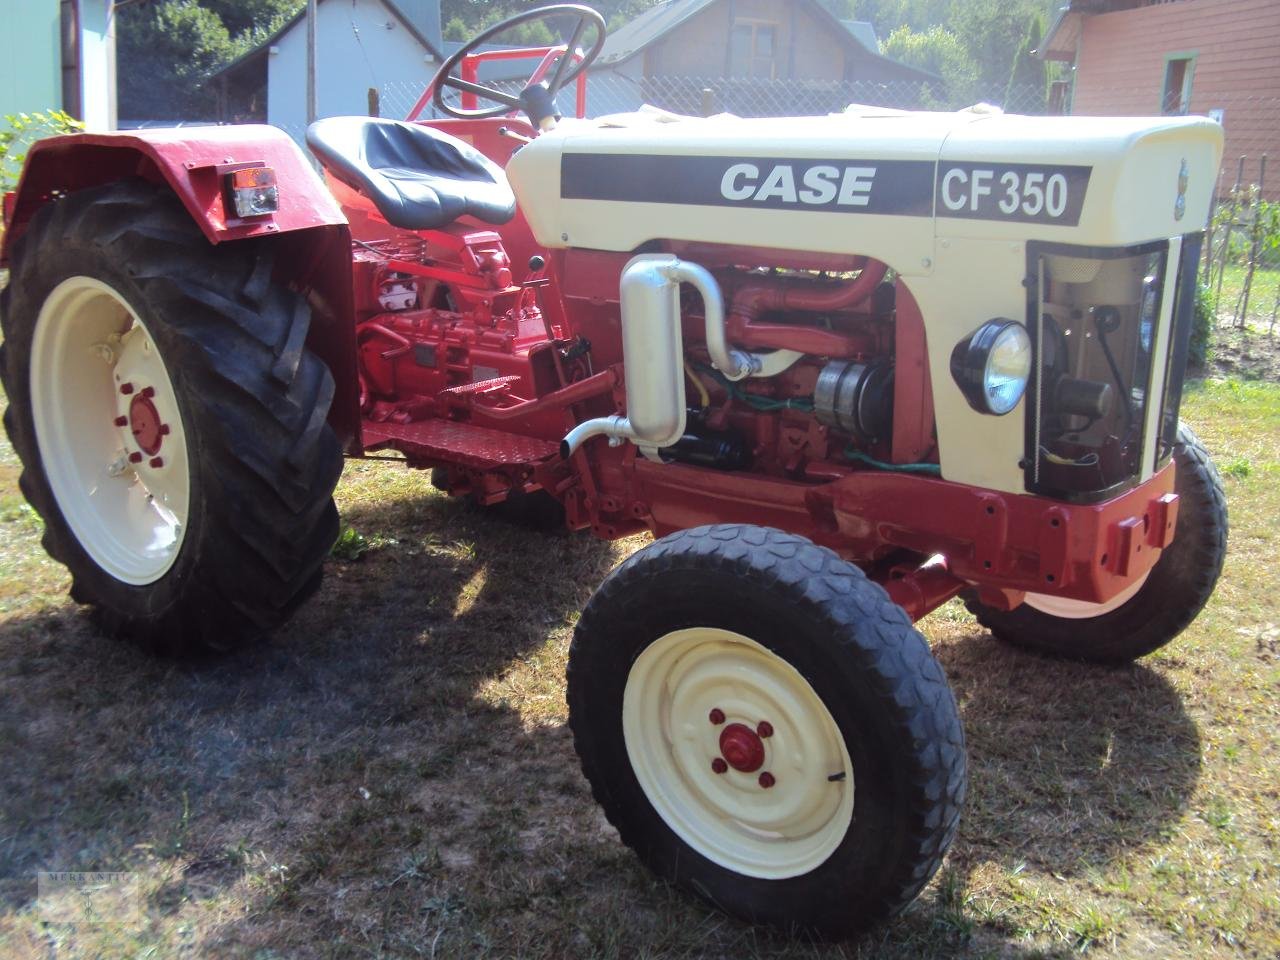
<box><xmin>622</xmin><ymin>627</ymin><xmax>855</xmax><ymax>879</ymax></box>
<box><xmin>1023</xmin><ymin>570</ymin><xmax>1149</xmax><ymax>619</ymax></box>
<box><xmin>30</xmin><ymin>276</ymin><xmax>190</xmax><ymax>584</ymax></box>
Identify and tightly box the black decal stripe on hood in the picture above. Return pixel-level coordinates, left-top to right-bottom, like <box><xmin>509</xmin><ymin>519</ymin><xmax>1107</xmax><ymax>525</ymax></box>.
<box><xmin>560</xmin><ymin>154</ymin><xmax>1094</xmax><ymax>226</ymax></box>
<box><xmin>560</xmin><ymin>154</ymin><xmax>937</xmax><ymax>216</ymax></box>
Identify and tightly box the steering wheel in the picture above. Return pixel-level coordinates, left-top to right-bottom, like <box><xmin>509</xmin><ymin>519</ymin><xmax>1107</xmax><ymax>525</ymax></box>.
<box><xmin>430</xmin><ymin>5</ymin><xmax>607</xmax><ymax>123</ymax></box>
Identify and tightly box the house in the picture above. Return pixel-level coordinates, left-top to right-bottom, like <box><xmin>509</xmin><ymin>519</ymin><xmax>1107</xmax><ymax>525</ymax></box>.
<box><xmin>1</xmin><ymin>0</ymin><xmax>117</xmax><ymax>130</ymax></box>
<box><xmin>211</xmin><ymin>0</ymin><xmax>443</xmax><ymax>142</ymax></box>
<box><xmin>1040</xmin><ymin>0</ymin><xmax>1279</xmax><ymax>198</ymax></box>
<box><xmin>588</xmin><ymin>0</ymin><xmax>938</xmax><ymax>116</ymax></box>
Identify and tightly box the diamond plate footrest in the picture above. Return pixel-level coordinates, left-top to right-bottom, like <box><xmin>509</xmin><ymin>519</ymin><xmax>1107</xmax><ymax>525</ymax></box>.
<box><xmin>438</xmin><ymin>375</ymin><xmax>522</xmax><ymax>397</ymax></box>
<box><xmin>361</xmin><ymin>417</ymin><xmax>559</xmax><ymax>469</ymax></box>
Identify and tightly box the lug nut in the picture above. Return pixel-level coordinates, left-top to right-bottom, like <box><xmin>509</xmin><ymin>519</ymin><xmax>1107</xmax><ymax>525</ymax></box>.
<box><xmin>758</xmin><ymin>772</ymin><xmax>776</xmax><ymax>789</ymax></box>
<box><xmin>757</xmin><ymin>721</ymin><xmax>773</xmax><ymax>738</ymax></box>
<box><xmin>119</xmin><ymin>382</ymin><xmax>134</xmax><ymax>395</ymax></box>
<box><xmin>140</xmin><ymin>386</ymin><xmax>156</xmax><ymax>399</ymax></box>
<box><xmin>128</xmin><ymin>452</ymin><xmax>143</xmax><ymax>464</ymax></box>
<box><xmin>709</xmin><ymin>708</ymin><xmax>725</xmax><ymax>725</ymax></box>
<box><xmin>159</xmin><ymin>424</ymin><xmax>171</xmax><ymax>436</ymax></box>
<box><xmin>149</xmin><ymin>457</ymin><xmax>164</xmax><ymax>469</ymax></box>
<box><xmin>711</xmin><ymin>758</ymin><xmax>728</xmax><ymax>774</ymax></box>
<box><xmin>114</xmin><ymin>416</ymin><xmax>128</xmax><ymax>427</ymax></box>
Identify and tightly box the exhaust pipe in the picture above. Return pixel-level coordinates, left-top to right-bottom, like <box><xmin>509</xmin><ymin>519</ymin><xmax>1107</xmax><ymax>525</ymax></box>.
<box><xmin>561</xmin><ymin>255</ymin><xmax>800</xmax><ymax>459</ymax></box>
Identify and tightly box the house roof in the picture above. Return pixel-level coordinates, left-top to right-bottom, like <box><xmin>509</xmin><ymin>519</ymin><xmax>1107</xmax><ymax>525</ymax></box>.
<box><xmin>1040</xmin><ymin>3</ymin><xmax>1084</xmax><ymax>61</ymax></box>
<box><xmin>597</xmin><ymin>0</ymin><xmax>935</xmax><ymax>83</ymax></box>
<box><xmin>841</xmin><ymin>20</ymin><xmax>880</xmax><ymax>54</ymax></box>
<box><xmin>597</xmin><ymin>0</ymin><xmax>718</xmax><ymax>66</ymax></box>
<box><xmin>1039</xmin><ymin>1</ymin><xmax>1141</xmax><ymax>61</ymax></box>
<box><xmin>211</xmin><ymin>0</ymin><xmax>443</xmax><ymax>84</ymax></box>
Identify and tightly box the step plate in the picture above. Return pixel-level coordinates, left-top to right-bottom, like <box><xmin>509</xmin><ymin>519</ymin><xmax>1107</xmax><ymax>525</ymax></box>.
<box><xmin>439</xmin><ymin>375</ymin><xmax>522</xmax><ymax>396</ymax></box>
<box><xmin>362</xmin><ymin>418</ymin><xmax>559</xmax><ymax>469</ymax></box>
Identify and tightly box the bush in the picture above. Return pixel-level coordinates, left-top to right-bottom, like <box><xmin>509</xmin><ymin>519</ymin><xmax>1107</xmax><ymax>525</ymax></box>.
<box><xmin>0</xmin><ymin>110</ymin><xmax>83</xmax><ymax>193</ymax></box>
<box><xmin>1189</xmin><ymin>281</ymin><xmax>1215</xmax><ymax>369</ymax></box>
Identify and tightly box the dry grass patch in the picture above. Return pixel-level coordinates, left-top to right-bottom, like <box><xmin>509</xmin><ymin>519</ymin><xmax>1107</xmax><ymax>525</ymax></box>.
<box><xmin>0</xmin><ymin>379</ymin><xmax>1278</xmax><ymax>959</ymax></box>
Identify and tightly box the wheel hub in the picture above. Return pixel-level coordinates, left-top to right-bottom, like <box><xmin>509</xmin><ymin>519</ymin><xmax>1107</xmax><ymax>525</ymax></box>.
<box><xmin>623</xmin><ymin>627</ymin><xmax>856</xmax><ymax>879</ymax></box>
<box><xmin>718</xmin><ymin>723</ymin><xmax>766</xmax><ymax>773</ymax></box>
<box><xmin>128</xmin><ymin>391</ymin><xmax>165</xmax><ymax>455</ymax></box>
<box><xmin>29</xmin><ymin>276</ymin><xmax>190</xmax><ymax>585</ymax></box>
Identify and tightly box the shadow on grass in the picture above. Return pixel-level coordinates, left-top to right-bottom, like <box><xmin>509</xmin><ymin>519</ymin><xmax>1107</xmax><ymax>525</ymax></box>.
<box><xmin>938</xmin><ymin>628</ymin><xmax>1201</xmax><ymax>875</ymax></box>
<box><xmin>0</xmin><ymin>488</ymin><xmax>1202</xmax><ymax>957</ymax></box>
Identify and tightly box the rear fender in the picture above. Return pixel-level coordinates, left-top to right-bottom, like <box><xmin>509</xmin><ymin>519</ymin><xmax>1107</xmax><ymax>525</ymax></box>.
<box><xmin>0</xmin><ymin>126</ymin><xmax>362</xmax><ymax>451</ymax></box>
<box><xmin>1</xmin><ymin>125</ymin><xmax>345</xmax><ymax>253</ymax></box>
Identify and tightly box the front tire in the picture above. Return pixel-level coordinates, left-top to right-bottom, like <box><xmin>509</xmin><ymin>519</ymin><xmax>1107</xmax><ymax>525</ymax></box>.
<box><xmin>567</xmin><ymin>524</ymin><xmax>966</xmax><ymax>939</ymax></box>
<box><xmin>0</xmin><ymin>180</ymin><xmax>342</xmax><ymax>655</ymax></box>
<box><xmin>967</xmin><ymin>423</ymin><xmax>1227</xmax><ymax>663</ymax></box>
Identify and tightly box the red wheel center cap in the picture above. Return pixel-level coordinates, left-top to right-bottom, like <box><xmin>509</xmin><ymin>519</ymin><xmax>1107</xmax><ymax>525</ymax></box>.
<box><xmin>129</xmin><ymin>394</ymin><xmax>164</xmax><ymax>456</ymax></box>
<box><xmin>718</xmin><ymin>723</ymin><xmax>766</xmax><ymax>773</ymax></box>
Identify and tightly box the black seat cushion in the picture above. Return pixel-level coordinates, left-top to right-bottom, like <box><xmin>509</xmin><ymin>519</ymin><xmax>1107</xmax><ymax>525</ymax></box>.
<box><xmin>306</xmin><ymin>117</ymin><xmax>516</xmax><ymax>231</ymax></box>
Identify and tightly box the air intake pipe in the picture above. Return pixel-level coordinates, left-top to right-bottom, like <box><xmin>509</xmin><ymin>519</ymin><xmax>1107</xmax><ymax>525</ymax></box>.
<box><xmin>561</xmin><ymin>254</ymin><xmax>801</xmax><ymax>459</ymax></box>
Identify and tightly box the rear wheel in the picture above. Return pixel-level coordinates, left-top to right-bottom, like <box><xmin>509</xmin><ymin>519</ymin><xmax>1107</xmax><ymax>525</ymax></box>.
<box><xmin>567</xmin><ymin>524</ymin><xmax>966</xmax><ymax>939</ymax></box>
<box><xmin>967</xmin><ymin>423</ymin><xmax>1227</xmax><ymax>663</ymax></box>
<box><xmin>0</xmin><ymin>180</ymin><xmax>342</xmax><ymax>655</ymax></box>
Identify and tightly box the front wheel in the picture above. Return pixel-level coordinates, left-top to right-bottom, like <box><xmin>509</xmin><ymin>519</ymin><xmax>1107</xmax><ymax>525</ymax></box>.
<box><xmin>567</xmin><ymin>524</ymin><xmax>966</xmax><ymax>939</ymax></box>
<box><xmin>967</xmin><ymin>423</ymin><xmax>1228</xmax><ymax>663</ymax></box>
<box><xmin>0</xmin><ymin>180</ymin><xmax>342</xmax><ymax>655</ymax></box>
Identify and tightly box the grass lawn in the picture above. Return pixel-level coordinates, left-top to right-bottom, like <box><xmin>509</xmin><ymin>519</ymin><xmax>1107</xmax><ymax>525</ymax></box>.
<box><xmin>0</xmin><ymin>379</ymin><xmax>1277</xmax><ymax>959</ymax></box>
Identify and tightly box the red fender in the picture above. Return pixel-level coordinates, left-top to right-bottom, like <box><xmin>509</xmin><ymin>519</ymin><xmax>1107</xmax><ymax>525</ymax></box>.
<box><xmin>2</xmin><ymin>124</ymin><xmax>345</xmax><ymax>253</ymax></box>
<box><xmin>0</xmin><ymin>125</ymin><xmax>363</xmax><ymax>451</ymax></box>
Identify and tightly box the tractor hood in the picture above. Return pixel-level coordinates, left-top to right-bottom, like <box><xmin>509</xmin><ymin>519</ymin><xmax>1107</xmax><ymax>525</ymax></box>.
<box><xmin>506</xmin><ymin>108</ymin><xmax>1222</xmax><ymax>272</ymax></box>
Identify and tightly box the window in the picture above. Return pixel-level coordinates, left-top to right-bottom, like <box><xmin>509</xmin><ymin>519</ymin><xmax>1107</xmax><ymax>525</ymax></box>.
<box><xmin>1161</xmin><ymin>54</ymin><xmax>1195</xmax><ymax>115</ymax></box>
<box><xmin>730</xmin><ymin>20</ymin><xmax>778</xmax><ymax>79</ymax></box>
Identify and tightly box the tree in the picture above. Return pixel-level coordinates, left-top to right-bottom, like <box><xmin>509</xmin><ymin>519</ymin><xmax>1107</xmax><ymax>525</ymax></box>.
<box><xmin>882</xmin><ymin>25</ymin><xmax>978</xmax><ymax>105</ymax></box>
<box><xmin>849</xmin><ymin>0</ymin><xmax>1056</xmax><ymax>105</ymax></box>
<box><xmin>848</xmin><ymin>0</ymin><xmax>954</xmax><ymax>33</ymax></box>
<box><xmin>948</xmin><ymin>0</ymin><xmax>1045</xmax><ymax>92</ymax></box>
<box><xmin>443</xmin><ymin>16</ymin><xmax>469</xmax><ymax>42</ymax></box>
<box><xmin>1004</xmin><ymin>15</ymin><xmax>1046</xmax><ymax>113</ymax></box>
<box><xmin>118</xmin><ymin>1</ymin><xmax>234</xmax><ymax>118</ymax></box>
<box><xmin>117</xmin><ymin>0</ymin><xmax>307</xmax><ymax>120</ymax></box>
<box><xmin>201</xmin><ymin>0</ymin><xmax>301</xmax><ymax>39</ymax></box>
<box><xmin>817</xmin><ymin>0</ymin><xmax>857</xmax><ymax>19</ymax></box>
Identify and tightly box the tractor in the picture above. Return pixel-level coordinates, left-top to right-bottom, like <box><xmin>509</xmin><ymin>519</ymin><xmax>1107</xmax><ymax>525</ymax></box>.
<box><xmin>0</xmin><ymin>5</ymin><xmax>1227</xmax><ymax>940</ymax></box>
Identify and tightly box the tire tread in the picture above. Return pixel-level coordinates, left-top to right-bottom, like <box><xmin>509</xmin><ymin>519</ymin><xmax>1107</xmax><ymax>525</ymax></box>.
<box><xmin>568</xmin><ymin>524</ymin><xmax>967</xmax><ymax>937</ymax></box>
<box><xmin>0</xmin><ymin>180</ymin><xmax>341</xmax><ymax>655</ymax></box>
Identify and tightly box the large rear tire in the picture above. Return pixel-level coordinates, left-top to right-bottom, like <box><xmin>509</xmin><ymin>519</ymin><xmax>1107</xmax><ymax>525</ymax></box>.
<box><xmin>567</xmin><ymin>524</ymin><xmax>966</xmax><ymax>939</ymax></box>
<box><xmin>0</xmin><ymin>180</ymin><xmax>342</xmax><ymax>655</ymax></box>
<box><xmin>966</xmin><ymin>423</ymin><xmax>1227</xmax><ymax>663</ymax></box>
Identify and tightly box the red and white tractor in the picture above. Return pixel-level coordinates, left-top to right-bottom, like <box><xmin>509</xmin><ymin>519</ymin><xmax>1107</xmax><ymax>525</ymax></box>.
<box><xmin>0</xmin><ymin>6</ymin><xmax>1227</xmax><ymax>939</ymax></box>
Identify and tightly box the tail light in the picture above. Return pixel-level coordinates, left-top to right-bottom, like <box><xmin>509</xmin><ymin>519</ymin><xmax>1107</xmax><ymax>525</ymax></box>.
<box><xmin>226</xmin><ymin>167</ymin><xmax>278</xmax><ymax>218</ymax></box>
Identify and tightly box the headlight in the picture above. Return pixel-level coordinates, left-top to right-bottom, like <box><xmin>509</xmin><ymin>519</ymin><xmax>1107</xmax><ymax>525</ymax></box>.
<box><xmin>950</xmin><ymin>319</ymin><xmax>1032</xmax><ymax>415</ymax></box>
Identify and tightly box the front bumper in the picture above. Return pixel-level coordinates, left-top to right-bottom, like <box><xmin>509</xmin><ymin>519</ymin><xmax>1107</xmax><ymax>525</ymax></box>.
<box><xmin>829</xmin><ymin>462</ymin><xmax>1177</xmax><ymax>604</ymax></box>
<box><xmin>634</xmin><ymin>456</ymin><xmax>1177</xmax><ymax>607</ymax></box>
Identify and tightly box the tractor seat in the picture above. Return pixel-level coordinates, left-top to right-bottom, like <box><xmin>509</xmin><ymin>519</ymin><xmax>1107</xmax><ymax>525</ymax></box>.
<box><xmin>306</xmin><ymin>117</ymin><xmax>516</xmax><ymax>231</ymax></box>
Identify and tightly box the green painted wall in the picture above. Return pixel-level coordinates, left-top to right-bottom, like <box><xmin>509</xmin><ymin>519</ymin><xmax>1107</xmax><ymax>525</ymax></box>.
<box><xmin>0</xmin><ymin>0</ymin><xmax>63</xmax><ymax>115</ymax></box>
